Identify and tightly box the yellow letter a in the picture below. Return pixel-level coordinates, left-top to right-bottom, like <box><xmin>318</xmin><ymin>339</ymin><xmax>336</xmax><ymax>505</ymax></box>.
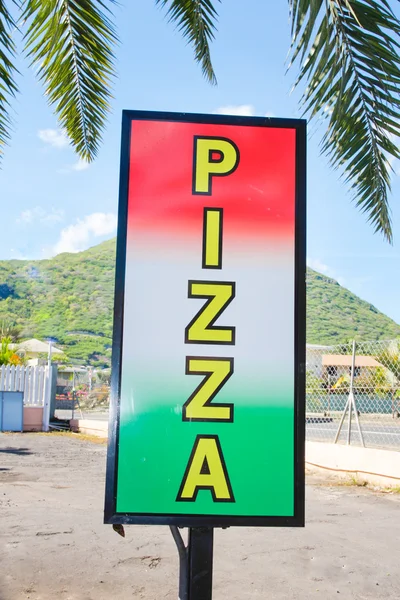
<box><xmin>176</xmin><ymin>435</ymin><xmax>234</xmax><ymax>502</ymax></box>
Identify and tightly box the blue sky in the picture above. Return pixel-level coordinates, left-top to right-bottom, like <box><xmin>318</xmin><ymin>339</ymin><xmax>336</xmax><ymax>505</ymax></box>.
<box><xmin>1</xmin><ymin>1</ymin><xmax>400</xmax><ymax>324</ymax></box>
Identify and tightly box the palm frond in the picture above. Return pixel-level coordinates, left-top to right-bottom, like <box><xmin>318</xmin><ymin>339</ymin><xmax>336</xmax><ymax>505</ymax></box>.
<box><xmin>23</xmin><ymin>0</ymin><xmax>117</xmax><ymax>161</ymax></box>
<box><xmin>289</xmin><ymin>0</ymin><xmax>400</xmax><ymax>242</ymax></box>
<box><xmin>156</xmin><ymin>0</ymin><xmax>219</xmax><ymax>84</ymax></box>
<box><xmin>0</xmin><ymin>0</ymin><xmax>18</xmax><ymax>161</ymax></box>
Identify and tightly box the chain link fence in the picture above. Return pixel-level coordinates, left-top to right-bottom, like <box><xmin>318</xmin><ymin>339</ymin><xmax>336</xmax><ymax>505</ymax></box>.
<box><xmin>54</xmin><ymin>367</ymin><xmax>110</xmax><ymax>419</ymax></box>
<box><xmin>52</xmin><ymin>339</ymin><xmax>400</xmax><ymax>451</ymax></box>
<box><xmin>306</xmin><ymin>340</ymin><xmax>400</xmax><ymax>450</ymax></box>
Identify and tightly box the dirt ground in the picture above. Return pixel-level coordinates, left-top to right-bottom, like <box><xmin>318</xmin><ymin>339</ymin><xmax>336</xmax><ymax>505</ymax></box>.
<box><xmin>1</xmin><ymin>433</ymin><xmax>400</xmax><ymax>600</ymax></box>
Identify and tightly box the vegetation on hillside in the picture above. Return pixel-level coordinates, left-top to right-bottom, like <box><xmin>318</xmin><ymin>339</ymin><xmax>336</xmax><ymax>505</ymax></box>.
<box><xmin>0</xmin><ymin>238</ymin><xmax>398</xmax><ymax>366</ymax></box>
<box><xmin>0</xmin><ymin>239</ymin><xmax>116</xmax><ymax>367</ymax></box>
<box><xmin>306</xmin><ymin>270</ymin><xmax>400</xmax><ymax>344</ymax></box>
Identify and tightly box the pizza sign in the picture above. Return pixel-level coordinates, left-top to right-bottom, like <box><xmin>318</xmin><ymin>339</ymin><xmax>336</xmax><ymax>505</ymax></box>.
<box><xmin>105</xmin><ymin>110</ymin><xmax>306</xmax><ymax>527</ymax></box>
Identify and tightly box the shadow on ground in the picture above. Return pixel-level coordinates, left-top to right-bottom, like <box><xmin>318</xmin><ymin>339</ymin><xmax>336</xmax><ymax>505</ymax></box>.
<box><xmin>0</xmin><ymin>447</ymin><xmax>33</xmax><ymax>456</ymax></box>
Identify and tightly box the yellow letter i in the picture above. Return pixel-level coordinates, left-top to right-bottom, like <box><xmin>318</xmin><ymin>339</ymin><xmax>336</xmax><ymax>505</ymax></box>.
<box><xmin>202</xmin><ymin>208</ymin><xmax>223</xmax><ymax>269</ymax></box>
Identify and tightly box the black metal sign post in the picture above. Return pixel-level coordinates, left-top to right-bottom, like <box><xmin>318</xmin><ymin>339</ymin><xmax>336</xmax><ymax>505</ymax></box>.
<box><xmin>171</xmin><ymin>526</ymin><xmax>214</xmax><ymax>600</ymax></box>
<box><xmin>188</xmin><ymin>527</ymin><xmax>214</xmax><ymax>600</ymax></box>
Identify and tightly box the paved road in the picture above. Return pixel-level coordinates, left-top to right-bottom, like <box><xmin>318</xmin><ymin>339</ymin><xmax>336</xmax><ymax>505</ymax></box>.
<box><xmin>1</xmin><ymin>432</ymin><xmax>400</xmax><ymax>599</ymax></box>
<box><xmin>55</xmin><ymin>409</ymin><xmax>109</xmax><ymax>421</ymax></box>
<box><xmin>55</xmin><ymin>409</ymin><xmax>400</xmax><ymax>449</ymax></box>
<box><xmin>307</xmin><ymin>422</ymin><xmax>400</xmax><ymax>449</ymax></box>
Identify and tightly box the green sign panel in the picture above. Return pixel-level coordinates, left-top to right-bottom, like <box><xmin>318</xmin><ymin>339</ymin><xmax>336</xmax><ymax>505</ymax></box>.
<box><xmin>105</xmin><ymin>110</ymin><xmax>306</xmax><ymax>527</ymax></box>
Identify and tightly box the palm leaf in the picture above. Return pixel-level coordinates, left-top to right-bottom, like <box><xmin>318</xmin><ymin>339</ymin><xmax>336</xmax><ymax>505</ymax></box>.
<box><xmin>289</xmin><ymin>0</ymin><xmax>400</xmax><ymax>242</ymax></box>
<box><xmin>0</xmin><ymin>0</ymin><xmax>18</xmax><ymax>161</ymax></box>
<box><xmin>23</xmin><ymin>0</ymin><xmax>117</xmax><ymax>161</ymax></box>
<box><xmin>156</xmin><ymin>0</ymin><xmax>219</xmax><ymax>84</ymax></box>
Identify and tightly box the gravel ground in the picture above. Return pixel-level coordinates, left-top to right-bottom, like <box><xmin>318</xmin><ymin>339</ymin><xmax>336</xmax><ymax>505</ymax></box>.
<box><xmin>1</xmin><ymin>432</ymin><xmax>400</xmax><ymax>600</ymax></box>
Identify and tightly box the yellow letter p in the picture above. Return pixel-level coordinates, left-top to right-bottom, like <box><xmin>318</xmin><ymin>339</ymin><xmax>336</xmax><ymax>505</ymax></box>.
<box><xmin>193</xmin><ymin>136</ymin><xmax>240</xmax><ymax>196</ymax></box>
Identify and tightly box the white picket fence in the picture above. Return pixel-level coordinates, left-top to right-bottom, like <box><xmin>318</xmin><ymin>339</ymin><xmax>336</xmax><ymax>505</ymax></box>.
<box><xmin>0</xmin><ymin>365</ymin><xmax>49</xmax><ymax>406</ymax></box>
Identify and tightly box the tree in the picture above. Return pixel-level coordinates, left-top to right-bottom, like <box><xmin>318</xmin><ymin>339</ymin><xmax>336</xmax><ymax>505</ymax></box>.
<box><xmin>0</xmin><ymin>319</ymin><xmax>21</xmax><ymax>342</ymax></box>
<box><xmin>37</xmin><ymin>351</ymin><xmax>71</xmax><ymax>365</ymax></box>
<box><xmin>1</xmin><ymin>1</ymin><xmax>400</xmax><ymax>240</ymax></box>
<box><xmin>376</xmin><ymin>344</ymin><xmax>400</xmax><ymax>386</ymax></box>
<box><xmin>0</xmin><ymin>336</ymin><xmax>22</xmax><ymax>365</ymax></box>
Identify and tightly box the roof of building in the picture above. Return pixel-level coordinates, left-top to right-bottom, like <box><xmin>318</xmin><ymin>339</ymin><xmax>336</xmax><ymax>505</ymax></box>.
<box><xmin>11</xmin><ymin>338</ymin><xmax>64</xmax><ymax>354</ymax></box>
<box><xmin>322</xmin><ymin>354</ymin><xmax>382</xmax><ymax>368</ymax></box>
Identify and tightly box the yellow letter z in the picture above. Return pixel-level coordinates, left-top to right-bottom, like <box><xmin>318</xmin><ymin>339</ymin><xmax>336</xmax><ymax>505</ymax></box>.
<box><xmin>185</xmin><ymin>281</ymin><xmax>236</xmax><ymax>345</ymax></box>
<box><xmin>183</xmin><ymin>357</ymin><xmax>234</xmax><ymax>422</ymax></box>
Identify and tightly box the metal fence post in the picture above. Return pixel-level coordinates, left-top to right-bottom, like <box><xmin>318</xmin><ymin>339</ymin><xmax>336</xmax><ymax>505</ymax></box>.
<box><xmin>346</xmin><ymin>340</ymin><xmax>356</xmax><ymax>445</ymax></box>
<box><xmin>307</xmin><ymin>339</ymin><xmax>397</xmax><ymax>449</ymax></box>
<box><xmin>42</xmin><ymin>365</ymin><xmax>51</xmax><ymax>432</ymax></box>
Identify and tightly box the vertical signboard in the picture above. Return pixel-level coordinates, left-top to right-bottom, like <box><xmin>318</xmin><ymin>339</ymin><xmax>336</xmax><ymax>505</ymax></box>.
<box><xmin>105</xmin><ymin>111</ymin><xmax>306</xmax><ymax>527</ymax></box>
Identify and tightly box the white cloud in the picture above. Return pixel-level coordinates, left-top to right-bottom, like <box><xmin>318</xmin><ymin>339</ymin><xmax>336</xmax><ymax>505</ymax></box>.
<box><xmin>38</xmin><ymin>128</ymin><xmax>69</xmax><ymax>149</ymax></box>
<box><xmin>18</xmin><ymin>209</ymin><xmax>34</xmax><ymax>224</ymax></box>
<box><xmin>58</xmin><ymin>158</ymin><xmax>90</xmax><ymax>174</ymax></box>
<box><xmin>53</xmin><ymin>212</ymin><xmax>117</xmax><ymax>255</ymax></box>
<box><xmin>307</xmin><ymin>257</ymin><xmax>346</xmax><ymax>286</ymax></box>
<box><xmin>17</xmin><ymin>206</ymin><xmax>65</xmax><ymax>226</ymax></box>
<box><xmin>214</xmin><ymin>104</ymin><xmax>255</xmax><ymax>117</ymax></box>
<box><xmin>44</xmin><ymin>210</ymin><xmax>65</xmax><ymax>224</ymax></box>
<box><xmin>9</xmin><ymin>249</ymin><xmax>30</xmax><ymax>260</ymax></box>
<box><xmin>214</xmin><ymin>105</ymin><xmax>275</xmax><ymax>118</ymax></box>
<box><xmin>38</xmin><ymin>129</ymin><xmax>90</xmax><ymax>173</ymax></box>
<box><xmin>307</xmin><ymin>258</ymin><xmax>329</xmax><ymax>274</ymax></box>
<box><xmin>71</xmin><ymin>158</ymin><xmax>90</xmax><ymax>172</ymax></box>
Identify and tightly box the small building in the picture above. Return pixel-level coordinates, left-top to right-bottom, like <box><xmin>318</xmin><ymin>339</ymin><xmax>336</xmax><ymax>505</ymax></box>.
<box><xmin>322</xmin><ymin>354</ymin><xmax>384</xmax><ymax>379</ymax></box>
<box><xmin>10</xmin><ymin>339</ymin><xmax>64</xmax><ymax>366</ymax></box>
<box><xmin>321</xmin><ymin>353</ymin><xmax>400</xmax><ymax>392</ymax></box>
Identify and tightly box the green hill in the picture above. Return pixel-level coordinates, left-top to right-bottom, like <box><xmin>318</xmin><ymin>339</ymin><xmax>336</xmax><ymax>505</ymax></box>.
<box><xmin>0</xmin><ymin>238</ymin><xmax>398</xmax><ymax>365</ymax></box>
<box><xmin>306</xmin><ymin>269</ymin><xmax>400</xmax><ymax>344</ymax></box>
<box><xmin>0</xmin><ymin>239</ymin><xmax>116</xmax><ymax>367</ymax></box>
